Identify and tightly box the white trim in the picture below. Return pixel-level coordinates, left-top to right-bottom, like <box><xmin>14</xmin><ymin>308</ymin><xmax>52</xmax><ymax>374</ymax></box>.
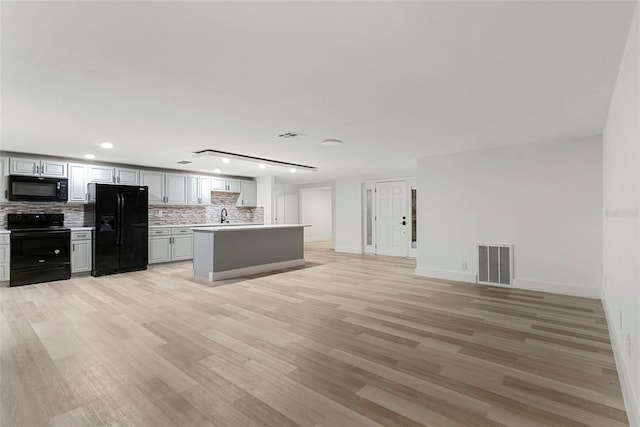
<box><xmin>207</xmin><ymin>259</ymin><xmax>305</xmax><ymax>281</ymax></box>
<box><xmin>334</xmin><ymin>246</ymin><xmax>362</xmax><ymax>255</ymax></box>
<box><xmin>602</xmin><ymin>290</ymin><xmax>639</xmax><ymax>427</ymax></box>
<box><xmin>512</xmin><ymin>278</ymin><xmax>600</xmax><ymax>299</ymax></box>
<box><xmin>415</xmin><ymin>267</ymin><xmax>476</xmax><ymax>283</ymax></box>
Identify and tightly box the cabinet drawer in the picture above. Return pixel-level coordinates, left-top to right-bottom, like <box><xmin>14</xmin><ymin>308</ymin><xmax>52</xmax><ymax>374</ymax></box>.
<box><xmin>171</xmin><ymin>227</ymin><xmax>193</xmax><ymax>235</ymax></box>
<box><xmin>71</xmin><ymin>231</ymin><xmax>92</xmax><ymax>241</ymax></box>
<box><xmin>0</xmin><ymin>234</ymin><xmax>9</xmax><ymax>245</ymax></box>
<box><xmin>149</xmin><ymin>228</ymin><xmax>171</xmax><ymax>237</ymax></box>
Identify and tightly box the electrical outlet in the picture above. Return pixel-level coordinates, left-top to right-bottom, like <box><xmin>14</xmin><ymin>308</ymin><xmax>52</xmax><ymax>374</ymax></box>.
<box><xmin>627</xmin><ymin>334</ymin><xmax>632</xmax><ymax>358</ymax></box>
<box><xmin>620</xmin><ymin>311</ymin><xmax>623</xmax><ymax>329</ymax></box>
<box><xmin>461</xmin><ymin>261</ymin><xmax>468</xmax><ymax>271</ymax></box>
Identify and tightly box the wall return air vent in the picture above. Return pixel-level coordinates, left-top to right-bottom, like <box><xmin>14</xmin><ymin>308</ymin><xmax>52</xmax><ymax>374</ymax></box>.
<box><xmin>477</xmin><ymin>244</ymin><xmax>514</xmax><ymax>286</ymax></box>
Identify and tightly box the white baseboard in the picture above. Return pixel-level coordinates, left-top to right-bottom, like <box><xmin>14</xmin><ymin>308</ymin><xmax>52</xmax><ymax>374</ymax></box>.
<box><xmin>602</xmin><ymin>290</ymin><xmax>639</xmax><ymax>427</ymax></box>
<box><xmin>304</xmin><ymin>236</ymin><xmax>331</xmax><ymax>242</ymax></box>
<box><xmin>513</xmin><ymin>278</ymin><xmax>600</xmax><ymax>299</ymax></box>
<box><xmin>415</xmin><ymin>267</ymin><xmax>476</xmax><ymax>283</ymax></box>
<box><xmin>207</xmin><ymin>259</ymin><xmax>305</xmax><ymax>281</ymax></box>
<box><xmin>334</xmin><ymin>246</ymin><xmax>362</xmax><ymax>254</ymax></box>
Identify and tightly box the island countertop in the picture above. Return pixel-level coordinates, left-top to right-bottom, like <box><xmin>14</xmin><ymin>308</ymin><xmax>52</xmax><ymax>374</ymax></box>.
<box><xmin>192</xmin><ymin>224</ymin><xmax>310</xmax><ymax>232</ymax></box>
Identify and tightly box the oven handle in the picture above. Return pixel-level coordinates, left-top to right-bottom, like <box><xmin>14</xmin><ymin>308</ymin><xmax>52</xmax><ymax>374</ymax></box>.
<box><xmin>10</xmin><ymin>230</ymin><xmax>71</xmax><ymax>238</ymax></box>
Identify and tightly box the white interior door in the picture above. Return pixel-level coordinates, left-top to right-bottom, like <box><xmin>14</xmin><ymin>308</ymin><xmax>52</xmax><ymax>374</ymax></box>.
<box><xmin>375</xmin><ymin>181</ymin><xmax>407</xmax><ymax>257</ymax></box>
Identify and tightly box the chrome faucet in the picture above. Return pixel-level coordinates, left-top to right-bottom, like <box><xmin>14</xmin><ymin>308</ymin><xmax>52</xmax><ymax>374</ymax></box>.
<box><xmin>220</xmin><ymin>208</ymin><xmax>228</xmax><ymax>223</ymax></box>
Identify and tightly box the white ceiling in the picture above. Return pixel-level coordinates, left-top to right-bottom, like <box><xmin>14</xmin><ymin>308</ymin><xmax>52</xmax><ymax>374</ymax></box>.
<box><xmin>1</xmin><ymin>1</ymin><xmax>635</xmax><ymax>184</ymax></box>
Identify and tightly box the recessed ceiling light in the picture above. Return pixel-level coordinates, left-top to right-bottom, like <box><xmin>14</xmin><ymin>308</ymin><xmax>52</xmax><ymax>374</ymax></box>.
<box><xmin>222</xmin><ymin>158</ymin><xmax>230</xmax><ymax>164</ymax></box>
<box><xmin>289</xmin><ymin>168</ymin><xmax>296</xmax><ymax>173</ymax></box>
<box><xmin>84</xmin><ymin>154</ymin><xmax>95</xmax><ymax>159</ymax></box>
<box><xmin>213</xmin><ymin>168</ymin><xmax>221</xmax><ymax>174</ymax></box>
<box><xmin>321</xmin><ymin>138</ymin><xmax>343</xmax><ymax>146</ymax></box>
<box><xmin>100</xmin><ymin>142</ymin><xmax>114</xmax><ymax>149</ymax></box>
<box><xmin>258</xmin><ymin>163</ymin><xmax>266</xmax><ymax>169</ymax></box>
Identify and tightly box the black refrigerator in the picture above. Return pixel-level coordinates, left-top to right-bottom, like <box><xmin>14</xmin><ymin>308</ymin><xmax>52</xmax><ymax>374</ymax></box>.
<box><xmin>89</xmin><ymin>184</ymin><xmax>149</xmax><ymax>277</ymax></box>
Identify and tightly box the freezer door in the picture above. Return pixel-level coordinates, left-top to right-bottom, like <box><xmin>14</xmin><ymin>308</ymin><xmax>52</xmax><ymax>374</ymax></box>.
<box><xmin>93</xmin><ymin>184</ymin><xmax>120</xmax><ymax>274</ymax></box>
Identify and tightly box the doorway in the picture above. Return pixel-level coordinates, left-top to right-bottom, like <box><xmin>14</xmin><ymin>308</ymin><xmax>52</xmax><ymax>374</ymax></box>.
<box><xmin>363</xmin><ymin>180</ymin><xmax>410</xmax><ymax>257</ymax></box>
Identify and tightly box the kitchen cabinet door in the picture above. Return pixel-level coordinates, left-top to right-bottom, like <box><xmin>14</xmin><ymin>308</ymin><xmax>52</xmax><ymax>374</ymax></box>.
<box><xmin>71</xmin><ymin>240</ymin><xmax>92</xmax><ymax>273</ymax></box>
<box><xmin>9</xmin><ymin>157</ymin><xmax>39</xmax><ymax>176</ymax></box>
<box><xmin>40</xmin><ymin>161</ymin><xmax>67</xmax><ymax>178</ymax></box>
<box><xmin>116</xmin><ymin>168</ymin><xmax>139</xmax><ymax>185</ymax></box>
<box><xmin>211</xmin><ymin>177</ymin><xmax>226</xmax><ymax>191</ymax></box>
<box><xmin>88</xmin><ymin>165</ymin><xmax>115</xmax><ymax>183</ymax></box>
<box><xmin>171</xmin><ymin>235</ymin><xmax>193</xmax><ymax>261</ymax></box>
<box><xmin>140</xmin><ymin>170</ymin><xmax>165</xmax><ymax>204</ymax></box>
<box><xmin>0</xmin><ymin>156</ymin><xmax>8</xmax><ymax>202</ymax></box>
<box><xmin>165</xmin><ymin>173</ymin><xmax>188</xmax><ymax>205</ymax></box>
<box><xmin>148</xmin><ymin>236</ymin><xmax>171</xmax><ymax>264</ymax></box>
<box><xmin>199</xmin><ymin>176</ymin><xmax>212</xmax><ymax>205</ymax></box>
<box><xmin>187</xmin><ymin>175</ymin><xmax>200</xmax><ymax>205</ymax></box>
<box><xmin>226</xmin><ymin>179</ymin><xmax>241</xmax><ymax>193</ymax></box>
<box><xmin>237</xmin><ymin>180</ymin><xmax>257</xmax><ymax>207</ymax></box>
<box><xmin>68</xmin><ymin>163</ymin><xmax>89</xmax><ymax>203</ymax></box>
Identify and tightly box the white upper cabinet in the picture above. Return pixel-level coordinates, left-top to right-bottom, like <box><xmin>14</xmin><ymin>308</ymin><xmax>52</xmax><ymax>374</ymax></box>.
<box><xmin>88</xmin><ymin>165</ymin><xmax>114</xmax><ymax>183</ymax></box>
<box><xmin>187</xmin><ymin>175</ymin><xmax>213</xmax><ymax>205</ymax></box>
<box><xmin>68</xmin><ymin>163</ymin><xmax>89</xmax><ymax>203</ymax></box>
<box><xmin>199</xmin><ymin>176</ymin><xmax>212</xmax><ymax>205</ymax></box>
<box><xmin>116</xmin><ymin>168</ymin><xmax>139</xmax><ymax>185</ymax></box>
<box><xmin>140</xmin><ymin>170</ymin><xmax>165</xmax><ymax>204</ymax></box>
<box><xmin>237</xmin><ymin>180</ymin><xmax>257</xmax><ymax>207</ymax></box>
<box><xmin>88</xmin><ymin>165</ymin><xmax>139</xmax><ymax>185</ymax></box>
<box><xmin>10</xmin><ymin>157</ymin><xmax>67</xmax><ymax>178</ymax></box>
<box><xmin>0</xmin><ymin>156</ymin><xmax>8</xmax><ymax>202</ymax></box>
<box><xmin>165</xmin><ymin>173</ymin><xmax>188</xmax><ymax>205</ymax></box>
<box><xmin>211</xmin><ymin>177</ymin><xmax>241</xmax><ymax>193</ymax></box>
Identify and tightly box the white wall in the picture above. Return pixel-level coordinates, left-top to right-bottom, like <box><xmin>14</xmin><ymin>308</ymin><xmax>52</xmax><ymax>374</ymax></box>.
<box><xmin>416</xmin><ymin>136</ymin><xmax>603</xmax><ymax>298</ymax></box>
<box><xmin>602</xmin><ymin>3</ymin><xmax>639</xmax><ymax>424</ymax></box>
<box><xmin>334</xmin><ymin>178</ymin><xmax>363</xmax><ymax>253</ymax></box>
<box><xmin>300</xmin><ymin>187</ymin><xmax>332</xmax><ymax>242</ymax></box>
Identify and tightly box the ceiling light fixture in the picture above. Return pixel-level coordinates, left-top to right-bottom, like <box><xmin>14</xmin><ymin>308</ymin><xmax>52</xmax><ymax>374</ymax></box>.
<box><xmin>258</xmin><ymin>163</ymin><xmax>266</xmax><ymax>169</ymax></box>
<box><xmin>222</xmin><ymin>158</ymin><xmax>230</xmax><ymax>164</ymax></box>
<box><xmin>213</xmin><ymin>168</ymin><xmax>221</xmax><ymax>174</ymax></box>
<box><xmin>100</xmin><ymin>142</ymin><xmax>114</xmax><ymax>149</ymax></box>
<box><xmin>289</xmin><ymin>168</ymin><xmax>296</xmax><ymax>173</ymax></box>
<box><xmin>84</xmin><ymin>154</ymin><xmax>95</xmax><ymax>159</ymax></box>
<box><xmin>321</xmin><ymin>138</ymin><xmax>343</xmax><ymax>146</ymax></box>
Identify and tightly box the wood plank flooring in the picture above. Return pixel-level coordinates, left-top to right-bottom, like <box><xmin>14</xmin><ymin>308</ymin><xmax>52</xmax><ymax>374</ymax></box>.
<box><xmin>0</xmin><ymin>241</ymin><xmax>628</xmax><ymax>426</ymax></box>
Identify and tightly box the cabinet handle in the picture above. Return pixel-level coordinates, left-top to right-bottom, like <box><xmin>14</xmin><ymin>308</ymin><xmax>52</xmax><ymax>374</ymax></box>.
<box><xmin>72</xmin><ymin>243</ymin><xmax>75</xmax><ymax>251</ymax></box>
<box><xmin>117</xmin><ymin>176</ymin><xmax>120</xmax><ymax>183</ymax></box>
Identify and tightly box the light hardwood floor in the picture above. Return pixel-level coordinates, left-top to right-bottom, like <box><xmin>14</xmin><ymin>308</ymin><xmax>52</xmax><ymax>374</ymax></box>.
<box><xmin>0</xmin><ymin>241</ymin><xmax>628</xmax><ymax>426</ymax></box>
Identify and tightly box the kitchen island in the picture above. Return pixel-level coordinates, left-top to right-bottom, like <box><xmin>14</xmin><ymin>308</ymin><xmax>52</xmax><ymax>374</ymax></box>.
<box><xmin>192</xmin><ymin>224</ymin><xmax>310</xmax><ymax>281</ymax></box>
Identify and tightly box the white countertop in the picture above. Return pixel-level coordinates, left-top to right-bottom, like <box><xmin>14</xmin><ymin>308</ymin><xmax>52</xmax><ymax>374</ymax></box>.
<box><xmin>193</xmin><ymin>224</ymin><xmax>310</xmax><ymax>232</ymax></box>
<box><xmin>150</xmin><ymin>222</ymin><xmax>263</xmax><ymax>229</ymax></box>
<box><xmin>0</xmin><ymin>230</ymin><xmax>9</xmax><ymax>234</ymax></box>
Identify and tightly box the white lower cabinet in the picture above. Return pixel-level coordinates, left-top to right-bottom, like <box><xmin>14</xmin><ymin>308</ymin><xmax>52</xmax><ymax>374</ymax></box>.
<box><xmin>0</xmin><ymin>234</ymin><xmax>9</xmax><ymax>281</ymax></box>
<box><xmin>71</xmin><ymin>231</ymin><xmax>92</xmax><ymax>273</ymax></box>
<box><xmin>148</xmin><ymin>227</ymin><xmax>193</xmax><ymax>264</ymax></box>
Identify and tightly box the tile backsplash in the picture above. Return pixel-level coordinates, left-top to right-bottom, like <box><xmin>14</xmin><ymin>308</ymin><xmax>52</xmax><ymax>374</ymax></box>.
<box><xmin>0</xmin><ymin>202</ymin><xmax>86</xmax><ymax>227</ymax></box>
<box><xmin>0</xmin><ymin>192</ymin><xmax>263</xmax><ymax>228</ymax></box>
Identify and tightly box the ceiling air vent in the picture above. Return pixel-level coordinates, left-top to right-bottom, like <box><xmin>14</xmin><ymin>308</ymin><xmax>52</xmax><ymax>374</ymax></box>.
<box><xmin>176</xmin><ymin>160</ymin><xmax>192</xmax><ymax>165</ymax></box>
<box><xmin>278</xmin><ymin>131</ymin><xmax>304</xmax><ymax>139</ymax></box>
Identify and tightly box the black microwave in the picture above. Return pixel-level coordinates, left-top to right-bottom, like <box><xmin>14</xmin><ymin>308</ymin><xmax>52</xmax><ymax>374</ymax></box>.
<box><xmin>8</xmin><ymin>175</ymin><xmax>68</xmax><ymax>202</ymax></box>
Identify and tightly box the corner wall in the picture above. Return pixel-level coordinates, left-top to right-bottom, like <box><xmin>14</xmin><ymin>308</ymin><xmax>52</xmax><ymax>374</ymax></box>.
<box><xmin>416</xmin><ymin>136</ymin><xmax>603</xmax><ymax>299</ymax></box>
<box><xmin>602</xmin><ymin>2</ymin><xmax>640</xmax><ymax>424</ymax></box>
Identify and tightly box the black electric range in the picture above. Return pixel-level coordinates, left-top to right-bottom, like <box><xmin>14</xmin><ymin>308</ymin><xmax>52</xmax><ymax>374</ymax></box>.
<box><xmin>7</xmin><ymin>213</ymin><xmax>71</xmax><ymax>286</ymax></box>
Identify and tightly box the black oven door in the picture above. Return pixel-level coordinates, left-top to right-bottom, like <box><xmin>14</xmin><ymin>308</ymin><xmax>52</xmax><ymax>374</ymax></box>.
<box><xmin>10</xmin><ymin>230</ymin><xmax>71</xmax><ymax>269</ymax></box>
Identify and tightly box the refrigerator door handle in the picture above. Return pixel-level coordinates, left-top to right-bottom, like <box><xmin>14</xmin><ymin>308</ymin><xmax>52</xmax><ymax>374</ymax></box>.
<box><xmin>116</xmin><ymin>193</ymin><xmax>122</xmax><ymax>245</ymax></box>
